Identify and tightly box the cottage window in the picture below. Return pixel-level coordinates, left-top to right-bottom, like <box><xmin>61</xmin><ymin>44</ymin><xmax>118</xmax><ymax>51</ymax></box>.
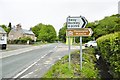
<box><xmin>0</xmin><ymin>34</ymin><xmax>2</xmax><ymax>40</ymax></box>
<box><xmin>11</xmin><ymin>35</ymin><xmax>14</xmax><ymax>38</ymax></box>
<box><xmin>0</xmin><ymin>34</ymin><xmax>4</xmax><ymax>40</ymax></box>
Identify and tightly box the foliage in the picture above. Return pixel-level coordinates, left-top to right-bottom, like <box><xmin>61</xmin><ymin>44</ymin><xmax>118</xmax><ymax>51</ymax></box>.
<box><xmin>96</xmin><ymin>32</ymin><xmax>120</xmax><ymax>78</ymax></box>
<box><xmin>0</xmin><ymin>25</ymin><xmax>8</xmax><ymax>33</ymax></box>
<box><xmin>31</xmin><ymin>23</ymin><xmax>43</xmax><ymax>38</ymax></box>
<box><xmin>59</xmin><ymin>14</ymin><xmax>120</xmax><ymax>43</ymax></box>
<box><xmin>43</xmin><ymin>48</ymin><xmax>99</xmax><ymax>78</ymax></box>
<box><xmin>58</xmin><ymin>23</ymin><xmax>67</xmax><ymax>42</ymax></box>
<box><xmin>7</xmin><ymin>22</ymin><xmax>12</xmax><ymax>34</ymax></box>
<box><xmin>8</xmin><ymin>37</ymin><xmax>33</xmax><ymax>44</ymax></box>
<box><xmin>75</xmin><ymin>37</ymin><xmax>94</xmax><ymax>43</ymax></box>
<box><xmin>32</xmin><ymin>23</ymin><xmax>57</xmax><ymax>43</ymax></box>
<box><xmin>88</xmin><ymin>14</ymin><xmax>120</xmax><ymax>39</ymax></box>
<box><xmin>0</xmin><ymin>22</ymin><xmax>12</xmax><ymax>35</ymax></box>
<box><xmin>19</xmin><ymin>36</ymin><xmax>32</xmax><ymax>41</ymax></box>
<box><xmin>32</xmin><ymin>41</ymin><xmax>47</xmax><ymax>46</ymax></box>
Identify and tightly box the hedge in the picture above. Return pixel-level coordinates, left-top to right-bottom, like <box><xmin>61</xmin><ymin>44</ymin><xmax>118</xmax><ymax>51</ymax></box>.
<box><xmin>96</xmin><ymin>32</ymin><xmax>120</xmax><ymax>78</ymax></box>
<box><xmin>8</xmin><ymin>37</ymin><xmax>34</xmax><ymax>44</ymax></box>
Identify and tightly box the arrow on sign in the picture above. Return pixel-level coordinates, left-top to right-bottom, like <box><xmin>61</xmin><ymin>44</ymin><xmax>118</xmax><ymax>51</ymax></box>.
<box><xmin>66</xmin><ymin>28</ymin><xmax>93</xmax><ymax>37</ymax></box>
<box><xmin>81</xmin><ymin>16</ymin><xmax>88</xmax><ymax>28</ymax></box>
<box><xmin>67</xmin><ymin>16</ymin><xmax>88</xmax><ymax>29</ymax></box>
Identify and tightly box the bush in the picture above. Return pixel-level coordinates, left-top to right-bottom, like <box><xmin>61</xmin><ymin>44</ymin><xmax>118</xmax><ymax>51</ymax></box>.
<box><xmin>8</xmin><ymin>37</ymin><xmax>34</xmax><ymax>44</ymax></box>
<box><xmin>96</xmin><ymin>32</ymin><xmax>120</xmax><ymax>78</ymax></box>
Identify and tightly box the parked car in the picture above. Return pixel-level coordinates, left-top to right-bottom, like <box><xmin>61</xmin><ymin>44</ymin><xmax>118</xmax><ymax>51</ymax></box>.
<box><xmin>84</xmin><ymin>41</ymin><xmax>97</xmax><ymax>48</ymax></box>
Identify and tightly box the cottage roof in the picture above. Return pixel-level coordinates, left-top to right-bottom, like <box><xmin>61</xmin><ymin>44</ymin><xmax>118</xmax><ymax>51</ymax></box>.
<box><xmin>11</xmin><ymin>27</ymin><xmax>34</xmax><ymax>35</ymax></box>
<box><xmin>22</xmin><ymin>29</ymin><xmax>34</xmax><ymax>35</ymax></box>
<box><xmin>0</xmin><ymin>27</ymin><xmax>6</xmax><ymax>33</ymax></box>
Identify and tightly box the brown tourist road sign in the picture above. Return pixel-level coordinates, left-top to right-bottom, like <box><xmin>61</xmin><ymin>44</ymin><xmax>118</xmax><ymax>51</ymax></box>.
<box><xmin>66</xmin><ymin>28</ymin><xmax>93</xmax><ymax>37</ymax></box>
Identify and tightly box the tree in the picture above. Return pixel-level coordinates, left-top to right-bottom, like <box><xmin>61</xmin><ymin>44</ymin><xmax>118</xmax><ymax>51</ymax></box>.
<box><xmin>38</xmin><ymin>25</ymin><xmax>57</xmax><ymax>42</ymax></box>
<box><xmin>32</xmin><ymin>23</ymin><xmax>57</xmax><ymax>42</ymax></box>
<box><xmin>0</xmin><ymin>23</ymin><xmax>12</xmax><ymax>35</ymax></box>
<box><xmin>46</xmin><ymin>25</ymin><xmax>57</xmax><ymax>42</ymax></box>
<box><xmin>93</xmin><ymin>14</ymin><xmax>120</xmax><ymax>38</ymax></box>
<box><xmin>84</xmin><ymin>14</ymin><xmax>120</xmax><ymax>39</ymax></box>
<box><xmin>32</xmin><ymin>23</ymin><xmax>43</xmax><ymax>38</ymax></box>
<box><xmin>58</xmin><ymin>23</ymin><xmax>67</xmax><ymax>42</ymax></box>
<box><xmin>38</xmin><ymin>25</ymin><xmax>48</xmax><ymax>42</ymax></box>
<box><xmin>8</xmin><ymin>22</ymin><xmax>12</xmax><ymax>34</ymax></box>
<box><xmin>58</xmin><ymin>14</ymin><xmax>120</xmax><ymax>43</ymax></box>
<box><xmin>0</xmin><ymin>25</ymin><xmax>8</xmax><ymax>33</ymax></box>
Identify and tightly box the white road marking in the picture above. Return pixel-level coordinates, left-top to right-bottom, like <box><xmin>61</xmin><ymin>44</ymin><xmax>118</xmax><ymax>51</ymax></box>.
<box><xmin>14</xmin><ymin>45</ymin><xmax>58</xmax><ymax>78</ymax></box>
<box><xmin>36</xmin><ymin>64</ymin><xmax>40</xmax><ymax>66</ymax></box>
<box><xmin>41</xmin><ymin>53</ymin><xmax>48</xmax><ymax>58</ymax></box>
<box><xmin>21</xmin><ymin>68</ymin><xmax>41</xmax><ymax>78</ymax></box>
<box><xmin>21</xmin><ymin>74</ymin><xmax>29</xmax><ymax>78</ymax></box>
<box><xmin>35</xmin><ymin>68</ymin><xmax>41</xmax><ymax>72</ymax></box>
<box><xmin>28</xmin><ymin>71</ymin><xmax>34</xmax><ymax>75</ymax></box>
<box><xmin>45</xmin><ymin>61</ymin><xmax>50</xmax><ymax>63</ymax></box>
<box><xmin>34</xmin><ymin>69</ymin><xmax>39</xmax><ymax>72</ymax></box>
<box><xmin>13</xmin><ymin>53</ymin><xmax>48</xmax><ymax>78</ymax></box>
<box><xmin>21</xmin><ymin>71</ymin><xmax>33</xmax><ymax>78</ymax></box>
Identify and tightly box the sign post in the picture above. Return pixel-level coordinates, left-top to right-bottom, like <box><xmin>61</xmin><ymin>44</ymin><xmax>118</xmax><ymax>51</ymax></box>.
<box><xmin>80</xmin><ymin>36</ymin><xmax>82</xmax><ymax>70</ymax></box>
<box><xmin>67</xmin><ymin>17</ymin><xmax>70</xmax><ymax>69</ymax></box>
<box><xmin>68</xmin><ymin>36</ymin><xmax>71</xmax><ymax>69</ymax></box>
<box><xmin>66</xmin><ymin>16</ymin><xmax>90</xmax><ymax>70</ymax></box>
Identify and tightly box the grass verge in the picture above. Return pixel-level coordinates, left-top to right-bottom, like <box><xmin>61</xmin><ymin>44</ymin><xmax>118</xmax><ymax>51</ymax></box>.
<box><xmin>42</xmin><ymin>48</ymin><xmax>99</xmax><ymax>78</ymax></box>
<box><xmin>32</xmin><ymin>42</ymin><xmax>48</xmax><ymax>46</ymax></box>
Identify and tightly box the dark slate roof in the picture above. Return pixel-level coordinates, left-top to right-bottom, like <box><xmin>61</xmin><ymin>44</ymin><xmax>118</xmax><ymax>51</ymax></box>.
<box><xmin>0</xmin><ymin>27</ymin><xmax>6</xmax><ymax>33</ymax></box>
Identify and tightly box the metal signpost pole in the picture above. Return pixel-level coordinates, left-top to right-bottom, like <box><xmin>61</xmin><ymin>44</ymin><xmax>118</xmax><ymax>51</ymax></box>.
<box><xmin>68</xmin><ymin>36</ymin><xmax>71</xmax><ymax>69</ymax></box>
<box><xmin>67</xmin><ymin>16</ymin><xmax>71</xmax><ymax>69</ymax></box>
<box><xmin>80</xmin><ymin>36</ymin><xmax>82</xmax><ymax>70</ymax></box>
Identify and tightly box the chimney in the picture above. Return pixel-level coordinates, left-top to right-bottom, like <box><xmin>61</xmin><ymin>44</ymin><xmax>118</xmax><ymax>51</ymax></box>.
<box><xmin>29</xmin><ymin>27</ymin><xmax>32</xmax><ymax>31</ymax></box>
<box><xmin>16</xmin><ymin>24</ymin><xmax>22</xmax><ymax>30</ymax></box>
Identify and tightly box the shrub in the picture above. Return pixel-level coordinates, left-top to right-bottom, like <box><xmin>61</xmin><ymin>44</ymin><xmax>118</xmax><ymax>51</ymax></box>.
<box><xmin>96</xmin><ymin>32</ymin><xmax>120</xmax><ymax>78</ymax></box>
<box><xmin>8</xmin><ymin>37</ymin><xmax>34</xmax><ymax>44</ymax></box>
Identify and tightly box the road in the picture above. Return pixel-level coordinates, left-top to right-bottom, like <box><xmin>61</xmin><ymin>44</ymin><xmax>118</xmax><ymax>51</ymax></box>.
<box><xmin>0</xmin><ymin>44</ymin><xmax>31</xmax><ymax>52</ymax></box>
<box><xmin>0</xmin><ymin>43</ymin><xmax>80</xmax><ymax>79</ymax></box>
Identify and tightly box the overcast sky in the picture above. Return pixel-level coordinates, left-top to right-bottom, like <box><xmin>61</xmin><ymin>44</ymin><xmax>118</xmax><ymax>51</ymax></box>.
<box><xmin>0</xmin><ymin>0</ymin><xmax>119</xmax><ymax>33</ymax></box>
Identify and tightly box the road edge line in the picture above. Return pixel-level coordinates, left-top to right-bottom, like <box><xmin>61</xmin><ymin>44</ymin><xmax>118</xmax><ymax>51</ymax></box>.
<box><xmin>13</xmin><ymin>53</ymin><xmax>47</xmax><ymax>78</ymax></box>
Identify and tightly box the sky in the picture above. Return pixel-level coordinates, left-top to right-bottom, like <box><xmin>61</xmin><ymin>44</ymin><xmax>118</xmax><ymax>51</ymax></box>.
<box><xmin>0</xmin><ymin>0</ymin><xmax>119</xmax><ymax>34</ymax></box>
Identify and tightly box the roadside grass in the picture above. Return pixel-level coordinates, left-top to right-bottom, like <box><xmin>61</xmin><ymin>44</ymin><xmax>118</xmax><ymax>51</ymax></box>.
<box><xmin>42</xmin><ymin>48</ymin><xmax>99</xmax><ymax>78</ymax></box>
<box><xmin>72</xmin><ymin>43</ymin><xmax>85</xmax><ymax>46</ymax></box>
<box><xmin>32</xmin><ymin>42</ymin><xmax>48</xmax><ymax>46</ymax></box>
